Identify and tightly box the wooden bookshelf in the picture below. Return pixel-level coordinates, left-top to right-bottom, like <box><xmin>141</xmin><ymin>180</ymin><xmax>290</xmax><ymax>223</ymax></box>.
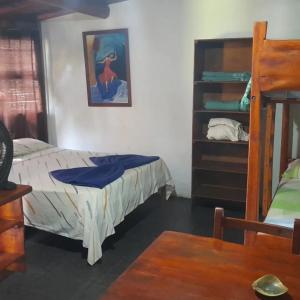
<box><xmin>192</xmin><ymin>38</ymin><xmax>252</xmax><ymax>207</ymax></box>
<box><xmin>0</xmin><ymin>184</ymin><xmax>32</xmax><ymax>279</ymax></box>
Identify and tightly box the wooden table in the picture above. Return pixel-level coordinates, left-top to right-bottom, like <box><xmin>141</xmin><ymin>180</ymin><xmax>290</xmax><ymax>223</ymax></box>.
<box><xmin>100</xmin><ymin>231</ymin><xmax>300</xmax><ymax>300</ymax></box>
<box><xmin>0</xmin><ymin>184</ymin><xmax>32</xmax><ymax>279</ymax></box>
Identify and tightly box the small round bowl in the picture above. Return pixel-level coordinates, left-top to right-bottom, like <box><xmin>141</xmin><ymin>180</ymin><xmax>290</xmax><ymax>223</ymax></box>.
<box><xmin>252</xmin><ymin>274</ymin><xmax>288</xmax><ymax>297</ymax></box>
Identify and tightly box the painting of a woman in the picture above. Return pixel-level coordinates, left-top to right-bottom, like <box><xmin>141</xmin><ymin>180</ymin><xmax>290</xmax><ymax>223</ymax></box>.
<box><xmin>83</xmin><ymin>29</ymin><xmax>131</xmax><ymax>106</ymax></box>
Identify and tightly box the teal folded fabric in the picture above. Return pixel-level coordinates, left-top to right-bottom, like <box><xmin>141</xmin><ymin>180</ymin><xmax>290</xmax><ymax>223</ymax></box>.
<box><xmin>240</xmin><ymin>78</ymin><xmax>251</xmax><ymax>111</ymax></box>
<box><xmin>204</xmin><ymin>100</ymin><xmax>240</xmax><ymax>111</ymax></box>
<box><xmin>202</xmin><ymin>71</ymin><xmax>251</xmax><ymax>82</ymax></box>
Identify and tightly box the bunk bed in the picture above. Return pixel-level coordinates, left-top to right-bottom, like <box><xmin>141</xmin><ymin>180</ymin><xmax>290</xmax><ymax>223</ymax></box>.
<box><xmin>246</xmin><ymin>21</ymin><xmax>300</xmax><ymax>242</ymax></box>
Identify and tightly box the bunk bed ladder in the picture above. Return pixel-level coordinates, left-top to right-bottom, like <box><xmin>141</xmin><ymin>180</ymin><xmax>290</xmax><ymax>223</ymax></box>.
<box><xmin>245</xmin><ymin>22</ymin><xmax>267</xmax><ymax>244</ymax></box>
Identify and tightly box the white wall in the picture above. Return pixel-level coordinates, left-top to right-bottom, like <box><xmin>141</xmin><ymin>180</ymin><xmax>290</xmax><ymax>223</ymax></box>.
<box><xmin>42</xmin><ymin>0</ymin><xmax>300</xmax><ymax>197</ymax></box>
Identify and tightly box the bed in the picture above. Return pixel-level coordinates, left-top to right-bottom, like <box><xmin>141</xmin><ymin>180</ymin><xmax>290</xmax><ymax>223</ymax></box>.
<box><xmin>265</xmin><ymin>159</ymin><xmax>300</xmax><ymax>228</ymax></box>
<box><xmin>9</xmin><ymin>138</ymin><xmax>175</xmax><ymax>265</ymax></box>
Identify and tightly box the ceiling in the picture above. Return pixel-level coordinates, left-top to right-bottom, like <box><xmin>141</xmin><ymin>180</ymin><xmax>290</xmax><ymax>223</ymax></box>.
<box><xmin>0</xmin><ymin>0</ymin><xmax>127</xmax><ymax>21</ymax></box>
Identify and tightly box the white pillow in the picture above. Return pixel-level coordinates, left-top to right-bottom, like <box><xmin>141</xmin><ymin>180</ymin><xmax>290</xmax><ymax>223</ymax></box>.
<box><xmin>13</xmin><ymin>138</ymin><xmax>53</xmax><ymax>157</ymax></box>
<box><xmin>282</xmin><ymin>159</ymin><xmax>300</xmax><ymax>179</ymax></box>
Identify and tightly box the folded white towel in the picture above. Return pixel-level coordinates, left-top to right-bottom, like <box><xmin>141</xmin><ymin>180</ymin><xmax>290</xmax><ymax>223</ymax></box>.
<box><xmin>207</xmin><ymin>125</ymin><xmax>239</xmax><ymax>142</ymax></box>
<box><xmin>208</xmin><ymin>118</ymin><xmax>241</xmax><ymax>130</ymax></box>
<box><xmin>207</xmin><ymin>118</ymin><xmax>249</xmax><ymax>142</ymax></box>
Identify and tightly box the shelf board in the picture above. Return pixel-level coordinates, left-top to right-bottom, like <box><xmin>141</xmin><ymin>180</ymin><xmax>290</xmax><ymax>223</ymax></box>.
<box><xmin>192</xmin><ymin>184</ymin><xmax>246</xmax><ymax>203</ymax></box>
<box><xmin>193</xmin><ymin>138</ymin><xmax>248</xmax><ymax>145</ymax></box>
<box><xmin>194</xmin><ymin>80</ymin><xmax>248</xmax><ymax>85</ymax></box>
<box><xmin>195</xmin><ymin>37</ymin><xmax>252</xmax><ymax>43</ymax></box>
<box><xmin>0</xmin><ymin>219</ymin><xmax>23</xmax><ymax>234</ymax></box>
<box><xmin>193</xmin><ymin>161</ymin><xmax>247</xmax><ymax>174</ymax></box>
<box><xmin>194</xmin><ymin>110</ymin><xmax>249</xmax><ymax>115</ymax></box>
<box><xmin>0</xmin><ymin>253</ymin><xmax>22</xmax><ymax>270</ymax></box>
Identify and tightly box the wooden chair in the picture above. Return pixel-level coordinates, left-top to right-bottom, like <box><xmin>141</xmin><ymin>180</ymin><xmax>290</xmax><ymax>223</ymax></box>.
<box><xmin>213</xmin><ymin>207</ymin><xmax>300</xmax><ymax>254</ymax></box>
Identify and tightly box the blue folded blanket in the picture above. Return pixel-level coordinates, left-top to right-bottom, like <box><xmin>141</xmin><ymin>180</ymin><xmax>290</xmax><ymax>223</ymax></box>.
<box><xmin>50</xmin><ymin>155</ymin><xmax>160</xmax><ymax>189</ymax></box>
<box><xmin>50</xmin><ymin>164</ymin><xmax>124</xmax><ymax>189</ymax></box>
<box><xmin>90</xmin><ymin>154</ymin><xmax>159</xmax><ymax>169</ymax></box>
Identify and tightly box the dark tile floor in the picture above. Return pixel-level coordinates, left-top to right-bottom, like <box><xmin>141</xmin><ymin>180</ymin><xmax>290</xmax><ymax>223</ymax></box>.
<box><xmin>0</xmin><ymin>196</ymin><xmax>244</xmax><ymax>300</ymax></box>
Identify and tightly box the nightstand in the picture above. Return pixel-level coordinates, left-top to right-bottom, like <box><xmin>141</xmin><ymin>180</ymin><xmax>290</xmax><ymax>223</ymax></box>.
<box><xmin>0</xmin><ymin>184</ymin><xmax>32</xmax><ymax>279</ymax></box>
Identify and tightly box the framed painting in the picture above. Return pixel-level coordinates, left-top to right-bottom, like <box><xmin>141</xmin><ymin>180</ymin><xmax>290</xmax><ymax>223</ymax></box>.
<box><xmin>82</xmin><ymin>28</ymin><xmax>132</xmax><ymax>106</ymax></box>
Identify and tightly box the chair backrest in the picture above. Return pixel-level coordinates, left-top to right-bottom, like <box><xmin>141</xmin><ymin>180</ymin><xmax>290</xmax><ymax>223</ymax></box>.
<box><xmin>213</xmin><ymin>207</ymin><xmax>300</xmax><ymax>254</ymax></box>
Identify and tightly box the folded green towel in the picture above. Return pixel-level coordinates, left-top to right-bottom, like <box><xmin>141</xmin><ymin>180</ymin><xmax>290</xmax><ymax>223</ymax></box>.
<box><xmin>204</xmin><ymin>100</ymin><xmax>240</xmax><ymax>111</ymax></box>
<box><xmin>202</xmin><ymin>71</ymin><xmax>251</xmax><ymax>82</ymax></box>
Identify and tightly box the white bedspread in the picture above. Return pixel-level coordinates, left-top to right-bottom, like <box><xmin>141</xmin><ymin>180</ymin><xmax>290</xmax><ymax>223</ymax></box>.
<box><xmin>9</xmin><ymin>147</ymin><xmax>174</xmax><ymax>265</ymax></box>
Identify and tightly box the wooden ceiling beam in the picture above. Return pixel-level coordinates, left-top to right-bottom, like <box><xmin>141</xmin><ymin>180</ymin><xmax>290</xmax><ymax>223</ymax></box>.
<box><xmin>38</xmin><ymin>9</ymin><xmax>73</xmax><ymax>21</ymax></box>
<box><xmin>31</xmin><ymin>0</ymin><xmax>110</xmax><ymax>18</ymax></box>
<box><xmin>0</xmin><ymin>0</ymin><xmax>31</xmax><ymax>16</ymax></box>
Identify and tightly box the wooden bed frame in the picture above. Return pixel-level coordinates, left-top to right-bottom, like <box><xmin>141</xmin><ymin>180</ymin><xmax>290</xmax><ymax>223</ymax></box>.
<box><xmin>246</xmin><ymin>21</ymin><xmax>300</xmax><ymax>242</ymax></box>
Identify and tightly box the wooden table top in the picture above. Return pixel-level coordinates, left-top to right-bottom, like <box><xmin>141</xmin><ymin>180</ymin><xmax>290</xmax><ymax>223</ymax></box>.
<box><xmin>100</xmin><ymin>231</ymin><xmax>300</xmax><ymax>300</ymax></box>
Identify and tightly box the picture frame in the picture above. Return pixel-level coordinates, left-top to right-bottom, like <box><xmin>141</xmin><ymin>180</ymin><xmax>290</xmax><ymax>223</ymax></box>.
<box><xmin>82</xmin><ymin>28</ymin><xmax>132</xmax><ymax>107</ymax></box>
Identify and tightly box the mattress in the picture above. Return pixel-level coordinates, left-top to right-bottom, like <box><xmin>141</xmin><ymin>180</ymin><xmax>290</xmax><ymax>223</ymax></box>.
<box><xmin>265</xmin><ymin>178</ymin><xmax>300</xmax><ymax>228</ymax></box>
<box><xmin>9</xmin><ymin>141</ymin><xmax>174</xmax><ymax>265</ymax></box>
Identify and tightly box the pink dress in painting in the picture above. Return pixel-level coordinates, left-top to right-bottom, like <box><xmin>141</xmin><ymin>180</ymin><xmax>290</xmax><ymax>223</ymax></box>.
<box><xmin>99</xmin><ymin>58</ymin><xmax>117</xmax><ymax>87</ymax></box>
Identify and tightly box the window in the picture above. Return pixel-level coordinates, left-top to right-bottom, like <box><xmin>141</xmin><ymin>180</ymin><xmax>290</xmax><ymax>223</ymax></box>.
<box><xmin>0</xmin><ymin>33</ymin><xmax>46</xmax><ymax>140</ymax></box>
